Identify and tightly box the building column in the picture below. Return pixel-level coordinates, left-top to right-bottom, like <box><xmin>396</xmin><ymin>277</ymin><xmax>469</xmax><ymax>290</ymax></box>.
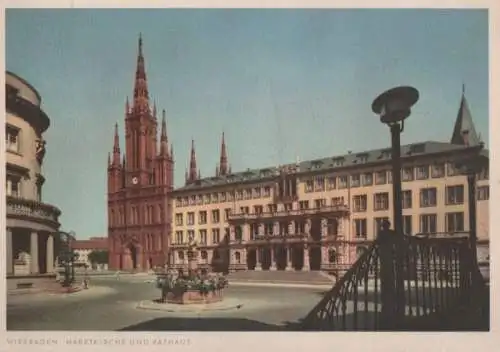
<box><xmin>30</xmin><ymin>231</ymin><xmax>39</xmax><ymax>274</ymax></box>
<box><xmin>285</xmin><ymin>246</ymin><xmax>293</xmax><ymax>271</ymax></box>
<box><xmin>305</xmin><ymin>218</ymin><xmax>312</xmax><ymax>238</ymax></box>
<box><xmin>321</xmin><ymin>218</ymin><xmax>328</xmax><ymax>237</ymax></box>
<box><xmin>303</xmin><ymin>245</ymin><xmax>310</xmax><ymax>271</ymax></box>
<box><xmin>270</xmin><ymin>245</ymin><xmax>277</xmax><ymax>271</ymax></box>
<box><xmin>6</xmin><ymin>228</ymin><xmax>13</xmax><ymax>275</ymax></box>
<box><xmin>255</xmin><ymin>247</ymin><xmax>262</xmax><ymax>271</ymax></box>
<box><xmin>229</xmin><ymin>224</ymin><xmax>236</xmax><ymax>241</ymax></box>
<box><xmin>243</xmin><ymin>223</ymin><xmax>251</xmax><ymax>241</ymax></box>
<box><xmin>46</xmin><ymin>233</ymin><xmax>54</xmax><ymax>274</ymax></box>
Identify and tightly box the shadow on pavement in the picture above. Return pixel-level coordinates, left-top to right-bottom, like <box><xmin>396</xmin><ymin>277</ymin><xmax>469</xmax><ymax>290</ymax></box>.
<box><xmin>118</xmin><ymin>317</ymin><xmax>299</xmax><ymax>331</ymax></box>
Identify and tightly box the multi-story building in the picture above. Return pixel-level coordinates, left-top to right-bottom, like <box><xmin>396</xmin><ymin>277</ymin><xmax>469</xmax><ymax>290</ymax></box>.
<box><xmin>107</xmin><ymin>36</ymin><xmax>174</xmax><ymax>271</ymax></box>
<box><xmin>6</xmin><ymin>71</ymin><xmax>62</xmax><ymax>289</ymax></box>
<box><xmin>72</xmin><ymin>237</ymin><xmax>108</xmax><ymax>270</ymax></box>
<box><xmin>170</xmin><ymin>92</ymin><xmax>489</xmax><ymax>273</ymax></box>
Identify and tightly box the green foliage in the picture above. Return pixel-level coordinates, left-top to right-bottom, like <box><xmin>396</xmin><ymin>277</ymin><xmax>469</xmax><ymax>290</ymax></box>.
<box><xmin>88</xmin><ymin>250</ymin><xmax>109</xmax><ymax>264</ymax></box>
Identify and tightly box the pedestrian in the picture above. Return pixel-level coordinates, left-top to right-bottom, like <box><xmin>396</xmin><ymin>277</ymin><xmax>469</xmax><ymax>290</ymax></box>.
<box><xmin>83</xmin><ymin>266</ymin><xmax>90</xmax><ymax>289</ymax></box>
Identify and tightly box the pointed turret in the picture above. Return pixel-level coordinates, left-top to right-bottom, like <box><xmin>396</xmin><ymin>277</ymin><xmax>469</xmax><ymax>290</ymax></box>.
<box><xmin>159</xmin><ymin>109</ymin><xmax>169</xmax><ymax>156</ymax></box>
<box><xmin>108</xmin><ymin>152</ymin><xmax>111</xmax><ymax>166</ymax></box>
<box><xmin>112</xmin><ymin>123</ymin><xmax>121</xmax><ymax>166</ymax></box>
<box><xmin>198</xmin><ymin>170</ymin><xmax>201</xmax><ymax>179</ymax></box>
<box><xmin>185</xmin><ymin>168</ymin><xmax>188</xmax><ymax>183</ymax></box>
<box><xmin>188</xmin><ymin>139</ymin><xmax>198</xmax><ymax>182</ymax></box>
<box><xmin>125</xmin><ymin>96</ymin><xmax>130</xmax><ymax>115</ymax></box>
<box><xmin>215</xmin><ymin>164</ymin><xmax>220</xmax><ymax>177</ymax></box>
<box><xmin>132</xmin><ymin>33</ymin><xmax>150</xmax><ymax>114</ymax></box>
<box><xmin>153</xmin><ymin>101</ymin><xmax>157</xmax><ymax>120</ymax></box>
<box><xmin>450</xmin><ymin>84</ymin><xmax>480</xmax><ymax>146</ymax></box>
<box><xmin>218</xmin><ymin>131</ymin><xmax>229</xmax><ymax>176</ymax></box>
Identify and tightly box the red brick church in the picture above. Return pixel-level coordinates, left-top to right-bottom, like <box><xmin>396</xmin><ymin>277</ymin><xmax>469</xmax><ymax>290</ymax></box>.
<box><xmin>107</xmin><ymin>35</ymin><xmax>174</xmax><ymax>271</ymax></box>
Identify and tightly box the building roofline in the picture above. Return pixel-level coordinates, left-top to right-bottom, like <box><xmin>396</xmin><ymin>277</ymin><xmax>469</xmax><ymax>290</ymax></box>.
<box><xmin>6</xmin><ymin>70</ymin><xmax>43</xmax><ymax>103</ymax></box>
<box><xmin>171</xmin><ymin>141</ymin><xmax>488</xmax><ymax>195</ymax></box>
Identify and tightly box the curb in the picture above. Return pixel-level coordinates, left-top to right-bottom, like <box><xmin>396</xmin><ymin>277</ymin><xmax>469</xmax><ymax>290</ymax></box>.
<box><xmin>229</xmin><ymin>281</ymin><xmax>333</xmax><ymax>289</ymax></box>
<box><xmin>136</xmin><ymin>300</ymin><xmax>244</xmax><ymax>313</ymax></box>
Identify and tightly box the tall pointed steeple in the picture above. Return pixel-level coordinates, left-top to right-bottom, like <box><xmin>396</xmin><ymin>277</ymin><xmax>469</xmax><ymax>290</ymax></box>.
<box><xmin>159</xmin><ymin>109</ymin><xmax>169</xmax><ymax>156</ymax></box>
<box><xmin>133</xmin><ymin>33</ymin><xmax>150</xmax><ymax>114</ymax></box>
<box><xmin>112</xmin><ymin>123</ymin><xmax>121</xmax><ymax>166</ymax></box>
<box><xmin>450</xmin><ymin>85</ymin><xmax>480</xmax><ymax>146</ymax></box>
<box><xmin>188</xmin><ymin>139</ymin><xmax>198</xmax><ymax>182</ymax></box>
<box><xmin>218</xmin><ymin>131</ymin><xmax>228</xmax><ymax>176</ymax></box>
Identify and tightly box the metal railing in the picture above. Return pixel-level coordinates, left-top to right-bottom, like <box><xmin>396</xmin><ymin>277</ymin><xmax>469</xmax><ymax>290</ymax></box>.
<box><xmin>301</xmin><ymin>232</ymin><xmax>481</xmax><ymax>331</ymax></box>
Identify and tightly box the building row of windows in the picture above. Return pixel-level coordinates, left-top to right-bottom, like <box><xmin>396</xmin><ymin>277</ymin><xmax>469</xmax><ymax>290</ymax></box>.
<box><xmin>304</xmin><ymin>163</ymin><xmax>489</xmax><ymax>193</ymax></box>
<box><xmin>5</xmin><ymin>174</ymin><xmax>42</xmax><ymax>202</ymax></box>
<box><xmin>175</xmin><ymin>250</ymin><xmax>244</xmax><ymax>264</ymax></box>
<box><xmin>353</xmin><ymin>212</ymin><xmax>467</xmax><ymax>238</ymax></box>
<box><xmin>175</xmin><ymin>186</ymin><xmax>272</xmax><ymax>208</ymax></box>
<box><xmin>174</xmin><ymin>163</ymin><xmax>489</xmax><ymax>208</ymax></box>
<box><xmin>109</xmin><ymin>204</ymin><xmax>164</xmax><ymax>227</ymax></box>
<box><xmin>351</xmin><ymin>185</ymin><xmax>490</xmax><ymax>212</ymax></box>
<box><xmin>173</xmin><ymin>211</ymin><xmax>467</xmax><ymax>245</ymax></box>
<box><xmin>174</xmin><ymin>228</ymin><xmax>229</xmax><ymax>245</ymax></box>
<box><xmin>173</xmin><ymin>185</ymin><xmax>489</xmax><ymax>225</ymax></box>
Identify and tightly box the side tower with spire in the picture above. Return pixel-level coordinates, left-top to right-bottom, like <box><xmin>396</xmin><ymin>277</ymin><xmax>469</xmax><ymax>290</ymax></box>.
<box><xmin>450</xmin><ymin>84</ymin><xmax>482</xmax><ymax>147</ymax></box>
<box><xmin>215</xmin><ymin>132</ymin><xmax>231</xmax><ymax>177</ymax></box>
<box><xmin>107</xmin><ymin>35</ymin><xmax>174</xmax><ymax>271</ymax></box>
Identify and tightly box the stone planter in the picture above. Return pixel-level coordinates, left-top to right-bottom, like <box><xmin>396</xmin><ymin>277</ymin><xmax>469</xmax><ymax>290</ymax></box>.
<box><xmin>164</xmin><ymin>289</ymin><xmax>224</xmax><ymax>305</ymax></box>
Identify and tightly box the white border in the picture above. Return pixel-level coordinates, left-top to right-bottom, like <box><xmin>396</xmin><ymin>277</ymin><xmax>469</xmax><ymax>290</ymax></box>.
<box><xmin>1</xmin><ymin>1</ymin><xmax>498</xmax><ymax>351</ymax></box>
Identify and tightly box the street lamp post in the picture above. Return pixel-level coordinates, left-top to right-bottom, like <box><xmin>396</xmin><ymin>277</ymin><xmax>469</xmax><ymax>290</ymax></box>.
<box><xmin>457</xmin><ymin>143</ymin><xmax>485</xmax><ymax>267</ymax></box>
<box><xmin>57</xmin><ymin>230</ymin><xmax>76</xmax><ymax>287</ymax></box>
<box><xmin>371</xmin><ymin>86</ymin><xmax>419</xmax><ymax>328</ymax></box>
<box><xmin>371</xmin><ymin>86</ymin><xmax>419</xmax><ymax>235</ymax></box>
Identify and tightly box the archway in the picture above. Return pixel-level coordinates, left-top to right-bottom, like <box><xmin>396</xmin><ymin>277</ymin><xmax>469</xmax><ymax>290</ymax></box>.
<box><xmin>309</xmin><ymin>246</ymin><xmax>321</xmax><ymax>270</ymax></box>
<box><xmin>292</xmin><ymin>246</ymin><xmax>304</xmax><ymax>270</ymax></box>
<box><xmin>261</xmin><ymin>247</ymin><xmax>272</xmax><ymax>270</ymax></box>
<box><xmin>246</xmin><ymin>249</ymin><xmax>257</xmax><ymax>270</ymax></box>
<box><xmin>275</xmin><ymin>246</ymin><xmax>287</xmax><ymax>271</ymax></box>
<box><xmin>128</xmin><ymin>243</ymin><xmax>138</xmax><ymax>270</ymax></box>
<box><xmin>310</xmin><ymin>219</ymin><xmax>322</xmax><ymax>241</ymax></box>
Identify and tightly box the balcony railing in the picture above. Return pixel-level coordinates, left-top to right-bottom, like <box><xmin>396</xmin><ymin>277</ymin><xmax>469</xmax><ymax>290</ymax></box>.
<box><xmin>228</xmin><ymin>204</ymin><xmax>349</xmax><ymax>221</ymax></box>
<box><xmin>6</xmin><ymin>196</ymin><xmax>61</xmax><ymax>226</ymax></box>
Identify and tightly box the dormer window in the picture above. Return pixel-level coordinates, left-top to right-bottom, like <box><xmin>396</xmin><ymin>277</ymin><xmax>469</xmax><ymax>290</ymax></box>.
<box><xmin>332</xmin><ymin>157</ymin><xmax>344</xmax><ymax>167</ymax></box>
<box><xmin>356</xmin><ymin>153</ymin><xmax>369</xmax><ymax>164</ymax></box>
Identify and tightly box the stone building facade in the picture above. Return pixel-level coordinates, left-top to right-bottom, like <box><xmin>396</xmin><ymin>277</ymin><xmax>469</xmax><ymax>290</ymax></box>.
<box><xmin>72</xmin><ymin>237</ymin><xmax>108</xmax><ymax>270</ymax></box>
<box><xmin>6</xmin><ymin>71</ymin><xmax>61</xmax><ymax>289</ymax></box>
<box><xmin>170</xmin><ymin>92</ymin><xmax>489</xmax><ymax>273</ymax></box>
<box><xmin>107</xmin><ymin>36</ymin><xmax>173</xmax><ymax>271</ymax></box>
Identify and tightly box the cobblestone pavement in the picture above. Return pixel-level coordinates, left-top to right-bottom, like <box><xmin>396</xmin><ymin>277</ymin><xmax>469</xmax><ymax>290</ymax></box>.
<box><xmin>6</xmin><ymin>277</ymin><xmax>325</xmax><ymax>331</ymax></box>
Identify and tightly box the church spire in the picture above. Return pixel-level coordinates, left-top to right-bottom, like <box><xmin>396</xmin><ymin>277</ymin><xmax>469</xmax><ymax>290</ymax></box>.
<box><xmin>450</xmin><ymin>85</ymin><xmax>480</xmax><ymax>146</ymax></box>
<box><xmin>159</xmin><ymin>109</ymin><xmax>169</xmax><ymax>156</ymax></box>
<box><xmin>133</xmin><ymin>33</ymin><xmax>149</xmax><ymax>114</ymax></box>
<box><xmin>218</xmin><ymin>131</ymin><xmax>228</xmax><ymax>176</ymax></box>
<box><xmin>112</xmin><ymin>122</ymin><xmax>120</xmax><ymax>166</ymax></box>
<box><xmin>188</xmin><ymin>139</ymin><xmax>198</xmax><ymax>182</ymax></box>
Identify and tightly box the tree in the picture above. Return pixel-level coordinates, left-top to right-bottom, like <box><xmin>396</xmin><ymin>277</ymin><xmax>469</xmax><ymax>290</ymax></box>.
<box><xmin>88</xmin><ymin>250</ymin><xmax>109</xmax><ymax>265</ymax></box>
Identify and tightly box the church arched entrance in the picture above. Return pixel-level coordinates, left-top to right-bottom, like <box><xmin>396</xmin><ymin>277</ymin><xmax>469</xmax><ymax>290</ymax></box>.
<box><xmin>128</xmin><ymin>243</ymin><xmax>138</xmax><ymax>270</ymax></box>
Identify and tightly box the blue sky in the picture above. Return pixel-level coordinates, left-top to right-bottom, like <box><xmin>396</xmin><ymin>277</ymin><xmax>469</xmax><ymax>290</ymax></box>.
<box><xmin>6</xmin><ymin>9</ymin><xmax>489</xmax><ymax>239</ymax></box>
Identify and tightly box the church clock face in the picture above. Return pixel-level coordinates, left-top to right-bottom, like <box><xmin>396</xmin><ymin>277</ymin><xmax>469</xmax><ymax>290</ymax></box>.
<box><xmin>132</xmin><ymin>177</ymin><xmax>139</xmax><ymax>185</ymax></box>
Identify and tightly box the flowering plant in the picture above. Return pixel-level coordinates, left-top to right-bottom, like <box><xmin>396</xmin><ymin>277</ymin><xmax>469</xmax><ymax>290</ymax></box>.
<box><xmin>156</xmin><ymin>269</ymin><xmax>228</xmax><ymax>296</ymax></box>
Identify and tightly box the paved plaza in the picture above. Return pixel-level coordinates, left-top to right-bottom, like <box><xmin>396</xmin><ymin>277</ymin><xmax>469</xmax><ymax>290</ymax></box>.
<box><xmin>6</xmin><ymin>276</ymin><xmax>326</xmax><ymax>331</ymax></box>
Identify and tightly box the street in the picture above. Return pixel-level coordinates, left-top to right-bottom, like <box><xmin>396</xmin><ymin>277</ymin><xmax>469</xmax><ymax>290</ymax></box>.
<box><xmin>6</xmin><ymin>277</ymin><xmax>324</xmax><ymax>331</ymax></box>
